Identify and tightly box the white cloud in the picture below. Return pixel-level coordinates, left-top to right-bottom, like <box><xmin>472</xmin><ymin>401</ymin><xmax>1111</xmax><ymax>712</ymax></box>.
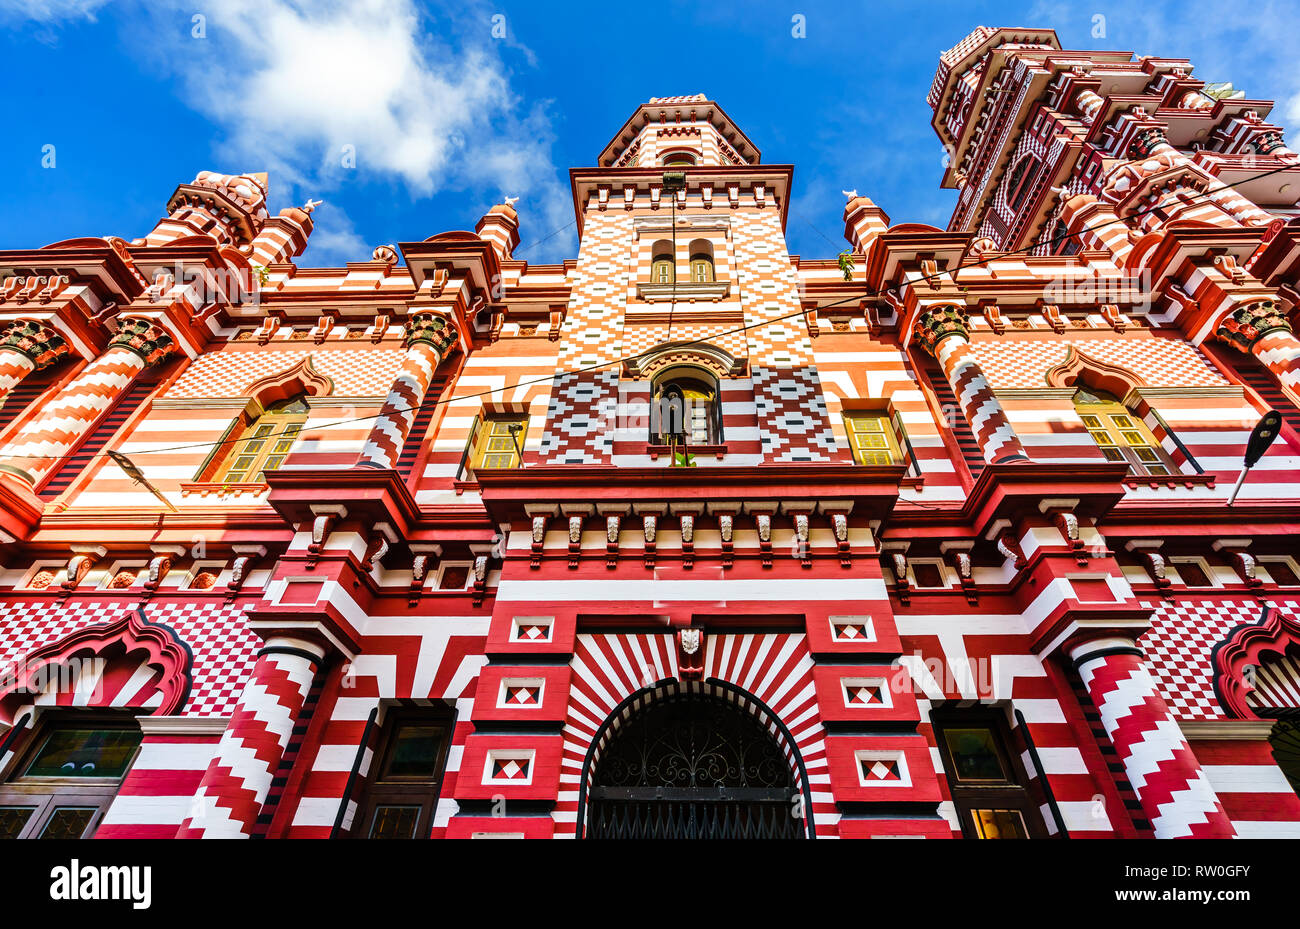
<box><xmin>0</xmin><ymin>0</ymin><xmax>109</xmax><ymax>21</ymax></box>
<box><xmin>134</xmin><ymin>0</ymin><xmax>572</xmax><ymax>264</ymax></box>
<box><xmin>298</xmin><ymin>205</ymin><xmax>370</xmax><ymax>267</ymax></box>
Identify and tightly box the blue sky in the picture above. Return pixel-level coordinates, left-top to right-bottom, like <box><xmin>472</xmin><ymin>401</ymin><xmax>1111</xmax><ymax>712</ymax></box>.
<box><xmin>2</xmin><ymin>0</ymin><xmax>1298</xmax><ymax>266</ymax></box>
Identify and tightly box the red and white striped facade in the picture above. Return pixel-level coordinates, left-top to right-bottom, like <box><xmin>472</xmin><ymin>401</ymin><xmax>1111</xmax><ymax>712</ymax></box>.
<box><xmin>3</xmin><ymin>28</ymin><xmax>1300</xmax><ymax>840</ymax></box>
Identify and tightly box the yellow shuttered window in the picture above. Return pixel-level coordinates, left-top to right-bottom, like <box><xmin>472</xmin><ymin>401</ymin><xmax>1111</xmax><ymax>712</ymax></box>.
<box><xmin>844</xmin><ymin>414</ymin><xmax>900</xmax><ymax>466</ymax></box>
<box><xmin>1073</xmin><ymin>388</ymin><xmax>1173</xmax><ymax>476</ymax></box>
<box><xmin>472</xmin><ymin>416</ymin><xmax>527</xmax><ymax>470</ymax></box>
<box><xmin>217</xmin><ymin>395</ymin><xmax>309</xmax><ymax>483</ymax></box>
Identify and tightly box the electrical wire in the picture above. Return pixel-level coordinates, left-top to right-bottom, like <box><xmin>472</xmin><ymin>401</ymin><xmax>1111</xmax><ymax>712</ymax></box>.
<box><xmin>2</xmin><ymin>162</ymin><xmax>1294</xmax><ymax>466</ymax></box>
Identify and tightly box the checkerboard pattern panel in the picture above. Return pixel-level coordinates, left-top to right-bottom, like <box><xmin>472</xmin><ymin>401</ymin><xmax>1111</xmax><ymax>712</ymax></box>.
<box><xmin>164</xmin><ymin>348</ymin><xmax>408</xmax><ymax>398</ymax></box>
<box><xmin>1139</xmin><ymin>598</ymin><xmax>1300</xmax><ymax>721</ymax></box>
<box><xmin>752</xmin><ymin>365</ymin><xmax>843</xmax><ymax>462</ymax></box>
<box><xmin>553</xmin><ymin>212</ymin><xmax>633</xmax><ymax>368</ymax></box>
<box><xmin>0</xmin><ymin>599</ymin><xmax>259</xmax><ymax>718</ymax></box>
<box><xmin>731</xmin><ymin>210</ymin><xmax>813</xmax><ymax>367</ymax></box>
<box><xmin>621</xmin><ymin>322</ymin><xmax>748</xmax><ymax>361</ymax></box>
<box><xmin>538</xmin><ymin>369</ymin><xmax>619</xmax><ymax>464</ymax></box>
<box><xmin>969</xmin><ymin>338</ymin><xmax>1227</xmax><ymax>390</ymax></box>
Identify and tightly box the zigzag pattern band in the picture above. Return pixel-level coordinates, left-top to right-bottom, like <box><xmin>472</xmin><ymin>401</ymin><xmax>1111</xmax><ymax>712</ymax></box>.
<box><xmin>358</xmin><ymin>339</ymin><xmax>442</xmax><ymax>469</ymax></box>
<box><xmin>0</xmin><ymin>348</ymin><xmax>35</xmax><ymax>405</ymax></box>
<box><xmin>934</xmin><ymin>334</ymin><xmax>1028</xmax><ymax>464</ymax></box>
<box><xmin>1076</xmin><ymin>650</ymin><xmax>1235</xmax><ymax>838</ymax></box>
<box><xmin>1253</xmin><ymin>329</ymin><xmax>1300</xmax><ymax>395</ymax></box>
<box><xmin>177</xmin><ymin>651</ymin><xmax>316</xmax><ymax>838</ymax></box>
<box><xmin>0</xmin><ymin>346</ymin><xmax>145</xmax><ymax>486</ymax></box>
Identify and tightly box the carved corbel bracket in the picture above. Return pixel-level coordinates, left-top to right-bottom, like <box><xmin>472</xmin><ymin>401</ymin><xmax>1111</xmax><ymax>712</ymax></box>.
<box><xmin>995</xmin><ymin>530</ymin><xmax>1027</xmax><ymax>571</ymax></box>
<box><xmin>142</xmin><ymin>545</ymin><xmax>186</xmax><ymax>600</ymax></box>
<box><xmin>226</xmin><ymin>544</ymin><xmax>267</xmax><ymax>602</ymax></box>
<box><xmin>362</xmin><ymin>522</ymin><xmax>398</xmax><ymax>572</ymax></box>
<box><xmin>606</xmin><ymin>515</ymin><xmax>622</xmax><ymax>570</ymax></box>
<box><xmin>530</xmin><ymin>515</ymin><xmax>548</xmax><ymax>569</ymax></box>
<box><xmin>718</xmin><ymin>513</ymin><xmax>735</xmax><ymax>569</ymax></box>
<box><xmin>941</xmin><ymin>541</ymin><xmax>977</xmax><ymax>605</ymax></box>
<box><xmin>890</xmin><ymin>551</ymin><xmax>910</xmax><ymax>605</ymax></box>
<box><xmin>677</xmin><ymin>626</ymin><xmax>706</xmax><ymax>682</ymax></box>
<box><xmin>567</xmin><ymin>515</ymin><xmax>584</xmax><ymax>569</ymax></box>
<box><xmin>60</xmin><ymin>545</ymin><xmax>106</xmax><ymax>601</ymax></box>
<box><xmin>680</xmin><ymin>514</ymin><xmax>696</xmax><ymax>570</ymax></box>
<box><xmin>830</xmin><ymin>512</ymin><xmax>851</xmax><ymax>568</ymax></box>
<box><xmin>305</xmin><ymin>505</ymin><xmax>347</xmax><ymax>568</ymax></box>
<box><xmin>642</xmin><ymin>515</ymin><xmax>658</xmax><ymax>569</ymax></box>
<box><xmin>1053</xmin><ymin>511</ymin><xmax>1088</xmax><ymax>566</ymax></box>
<box><xmin>471</xmin><ymin>550</ymin><xmax>491</xmax><ymax>606</ymax></box>
<box><xmin>755</xmin><ymin>513</ymin><xmax>774</xmax><ymax>568</ymax></box>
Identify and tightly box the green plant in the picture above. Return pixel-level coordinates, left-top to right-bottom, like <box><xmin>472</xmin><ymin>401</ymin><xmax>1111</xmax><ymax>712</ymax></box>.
<box><xmin>837</xmin><ymin>250</ymin><xmax>856</xmax><ymax>281</ymax></box>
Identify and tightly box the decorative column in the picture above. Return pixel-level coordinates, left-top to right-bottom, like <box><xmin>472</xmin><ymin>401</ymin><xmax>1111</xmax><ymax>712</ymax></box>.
<box><xmin>1073</xmin><ymin>88</ymin><xmax>1105</xmax><ymax>124</ymax></box>
<box><xmin>357</xmin><ymin>312</ymin><xmax>458</xmax><ymax>469</ymax></box>
<box><xmin>475</xmin><ymin>201</ymin><xmax>521</xmax><ymax>261</ymax></box>
<box><xmin>1070</xmin><ymin>638</ymin><xmax>1236</xmax><ymax>838</ymax></box>
<box><xmin>0</xmin><ymin>320</ymin><xmax>67</xmax><ymax>403</ymax></box>
<box><xmin>0</xmin><ymin>317</ymin><xmax>172</xmax><ymax>488</ymax></box>
<box><xmin>1216</xmin><ymin>300</ymin><xmax>1300</xmax><ymax>403</ymax></box>
<box><xmin>177</xmin><ymin>638</ymin><xmax>324</xmax><ymax>838</ymax></box>
<box><xmin>1129</xmin><ymin>129</ymin><xmax>1273</xmax><ymax>227</ymax></box>
<box><xmin>913</xmin><ymin>305</ymin><xmax>1029</xmax><ymax>464</ymax></box>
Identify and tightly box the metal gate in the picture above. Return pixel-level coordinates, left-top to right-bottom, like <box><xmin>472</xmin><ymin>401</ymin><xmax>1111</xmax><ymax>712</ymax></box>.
<box><xmin>585</xmin><ymin>689</ymin><xmax>804</xmax><ymax>839</ymax></box>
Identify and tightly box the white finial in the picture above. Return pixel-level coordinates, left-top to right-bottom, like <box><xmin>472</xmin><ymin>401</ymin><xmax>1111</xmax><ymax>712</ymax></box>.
<box><xmin>503</xmin><ymin>195</ymin><xmax>520</xmax><ymax>207</ymax></box>
<box><xmin>304</xmin><ymin>198</ymin><xmax>323</xmax><ymax>213</ymax></box>
<box><xmin>842</xmin><ymin>189</ymin><xmax>859</xmax><ymax>200</ymax></box>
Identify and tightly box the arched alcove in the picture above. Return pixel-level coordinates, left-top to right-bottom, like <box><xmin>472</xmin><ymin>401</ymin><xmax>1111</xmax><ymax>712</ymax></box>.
<box><xmin>576</xmin><ymin>679</ymin><xmax>813</xmax><ymax>839</ymax></box>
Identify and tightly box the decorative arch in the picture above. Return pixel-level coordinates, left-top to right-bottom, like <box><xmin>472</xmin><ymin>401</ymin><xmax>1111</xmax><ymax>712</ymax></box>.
<box><xmin>624</xmin><ymin>340</ymin><xmax>744</xmax><ymax>381</ymax></box>
<box><xmin>573</xmin><ymin>677</ymin><xmax>816</xmax><ymax>839</ymax></box>
<box><xmin>242</xmin><ymin>355</ymin><xmax>333</xmax><ymax>407</ymax></box>
<box><xmin>0</xmin><ymin>608</ymin><xmax>193</xmax><ymax>727</ymax></box>
<box><xmin>1006</xmin><ymin>153</ymin><xmax>1040</xmax><ymax>211</ymax></box>
<box><xmin>1212</xmin><ymin>604</ymin><xmax>1300</xmax><ymax>718</ymax></box>
<box><xmin>1045</xmin><ymin>345</ymin><xmax>1147</xmax><ymax>397</ymax></box>
<box><xmin>660</xmin><ymin>149</ymin><xmax>699</xmax><ymax>166</ymax></box>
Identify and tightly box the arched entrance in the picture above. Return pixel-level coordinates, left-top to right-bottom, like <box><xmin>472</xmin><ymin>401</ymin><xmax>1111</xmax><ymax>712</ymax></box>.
<box><xmin>578</xmin><ymin>680</ymin><xmax>812</xmax><ymax>839</ymax></box>
<box><xmin>1269</xmin><ymin>718</ymin><xmax>1300</xmax><ymax>798</ymax></box>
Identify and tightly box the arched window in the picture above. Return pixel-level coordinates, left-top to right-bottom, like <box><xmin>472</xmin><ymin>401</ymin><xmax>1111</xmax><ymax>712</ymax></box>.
<box><xmin>1073</xmin><ymin>387</ymin><xmax>1173</xmax><ymax>475</ymax></box>
<box><xmin>651</xmin><ymin>370</ymin><xmax>722</xmax><ymax>445</ymax></box>
<box><xmin>661</xmin><ymin>150</ymin><xmax>697</xmax><ymax>167</ymax></box>
<box><xmin>216</xmin><ymin>394</ymin><xmax>309</xmax><ymax>483</ymax></box>
<box><xmin>1006</xmin><ymin>154</ymin><xmax>1039</xmax><ymax>211</ymax></box>
<box><xmin>651</xmin><ymin>240</ymin><xmax>675</xmax><ymax>284</ymax></box>
<box><xmin>689</xmin><ymin>240</ymin><xmax>714</xmax><ymax>283</ymax></box>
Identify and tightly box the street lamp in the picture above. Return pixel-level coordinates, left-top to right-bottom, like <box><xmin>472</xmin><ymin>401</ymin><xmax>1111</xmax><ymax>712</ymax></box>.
<box><xmin>1226</xmin><ymin>410</ymin><xmax>1283</xmax><ymax>506</ymax></box>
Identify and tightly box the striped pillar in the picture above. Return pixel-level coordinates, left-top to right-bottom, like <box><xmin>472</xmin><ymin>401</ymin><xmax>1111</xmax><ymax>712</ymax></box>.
<box><xmin>0</xmin><ymin>320</ymin><xmax>68</xmax><ymax>403</ymax></box>
<box><xmin>249</xmin><ymin>207</ymin><xmax>314</xmax><ymax>267</ymax></box>
<box><xmin>913</xmin><ymin>305</ymin><xmax>1029</xmax><ymax>464</ymax></box>
<box><xmin>1216</xmin><ymin>301</ymin><xmax>1300</xmax><ymax>403</ymax></box>
<box><xmin>177</xmin><ymin>639</ymin><xmax>324</xmax><ymax>839</ymax></box>
<box><xmin>475</xmin><ymin>202</ymin><xmax>520</xmax><ymax>260</ymax></box>
<box><xmin>1071</xmin><ymin>639</ymin><xmax>1235</xmax><ymax>838</ymax></box>
<box><xmin>1136</xmin><ymin>135</ymin><xmax>1273</xmax><ymax>227</ymax></box>
<box><xmin>843</xmin><ymin>195</ymin><xmax>891</xmax><ymax>253</ymax></box>
<box><xmin>0</xmin><ymin>318</ymin><xmax>172</xmax><ymax>488</ymax></box>
<box><xmin>1058</xmin><ymin>194</ymin><xmax>1134</xmax><ymax>264</ymax></box>
<box><xmin>357</xmin><ymin>313</ymin><xmax>457</xmax><ymax>470</ymax></box>
<box><xmin>1074</xmin><ymin>88</ymin><xmax>1104</xmax><ymax>124</ymax></box>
